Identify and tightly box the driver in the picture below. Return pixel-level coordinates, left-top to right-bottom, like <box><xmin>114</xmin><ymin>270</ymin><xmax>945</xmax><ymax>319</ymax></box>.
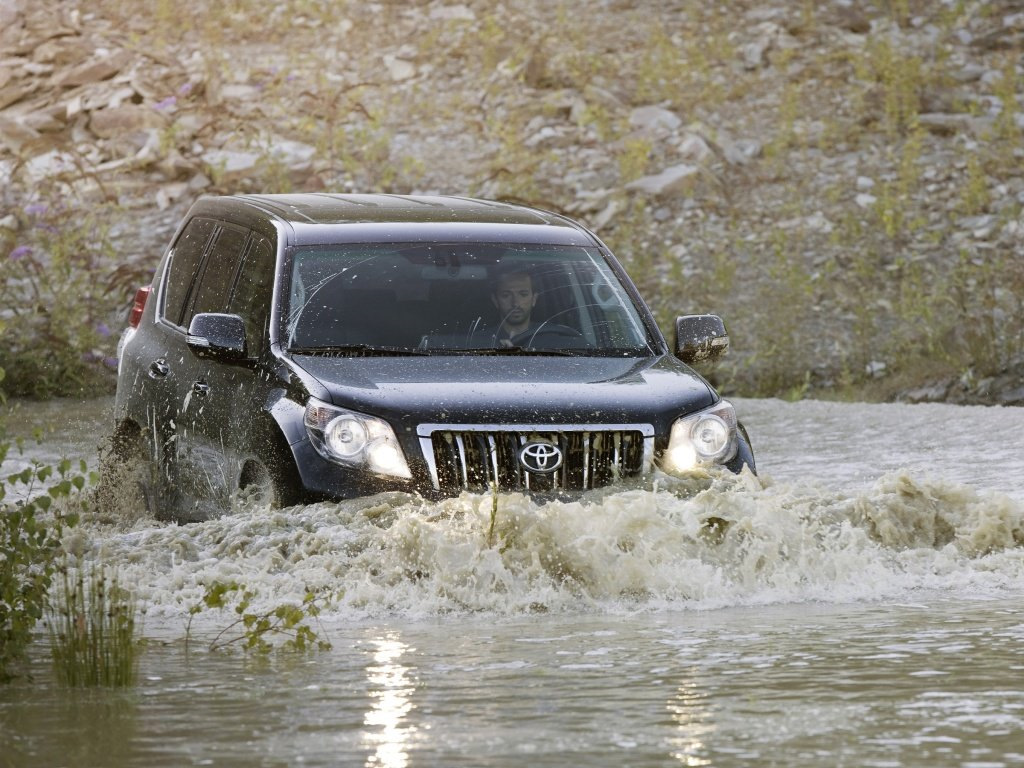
<box><xmin>489</xmin><ymin>269</ymin><xmax>541</xmax><ymax>347</ymax></box>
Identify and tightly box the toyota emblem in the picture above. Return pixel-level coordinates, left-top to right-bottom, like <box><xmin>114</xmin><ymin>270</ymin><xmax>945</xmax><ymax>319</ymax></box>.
<box><xmin>518</xmin><ymin>441</ymin><xmax>563</xmax><ymax>474</ymax></box>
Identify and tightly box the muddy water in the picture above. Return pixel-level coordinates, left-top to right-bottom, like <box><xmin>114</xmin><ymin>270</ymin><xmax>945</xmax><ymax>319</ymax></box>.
<box><xmin>3</xmin><ymin>398</ymin><xmax>1024</xmax><ymax>767</ymax></box>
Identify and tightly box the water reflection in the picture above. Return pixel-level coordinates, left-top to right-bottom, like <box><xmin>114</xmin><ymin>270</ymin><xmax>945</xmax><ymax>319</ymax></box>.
<box><xmin>363</xmin><ymin>634</ymin><xmax>417</xmax><ymax>768</ymax></box>
<box><xmin>668</xmin><ymin>678</ymin><xmax>715</xmax><ymax>767</ymax></box>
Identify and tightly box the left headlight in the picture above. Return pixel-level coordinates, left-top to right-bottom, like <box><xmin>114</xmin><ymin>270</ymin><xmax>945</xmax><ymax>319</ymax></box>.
<box><xmin>662</xmin><ymin>400</ymin><xmax>739</xmax><ymax>474</ymax></box>
<box><xmin>304</xmin><ymin>398</ymin><xmax>412</xmax><ymax>480</ymax></box>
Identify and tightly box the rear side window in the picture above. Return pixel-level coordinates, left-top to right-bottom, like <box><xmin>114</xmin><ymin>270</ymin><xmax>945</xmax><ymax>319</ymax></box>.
<box><xmin>163</xmin><ymin>217</ymin><xmax>215</xmax><ymax>326</ymax></box>
<box><xmin>228</xmin><ymin>233</ymin><xmax>275</xmax><ymax>357</ymax></box>
<box><xmin>187</xmin><ymin>226</ymin><xmax>249</xmax><ymax>324</ymax></box>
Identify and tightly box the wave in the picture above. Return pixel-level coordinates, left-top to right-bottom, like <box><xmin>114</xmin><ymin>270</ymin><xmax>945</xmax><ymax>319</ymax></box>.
<box><xmin>67</xmin><ymin>467</ymin><xmax>1024</xmax><ymax>624</ymax></box>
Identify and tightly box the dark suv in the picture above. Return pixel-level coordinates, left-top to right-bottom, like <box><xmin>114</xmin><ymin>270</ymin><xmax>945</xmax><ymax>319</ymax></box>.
<box><xmin>113</xmin><ymin>194</ymin><xmax>754</xmax><ymax>520</ymax></box>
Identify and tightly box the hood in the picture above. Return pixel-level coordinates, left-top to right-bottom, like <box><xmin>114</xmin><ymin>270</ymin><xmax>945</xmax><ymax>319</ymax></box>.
<box><xmin>288</xmin><ymin>354</ymin><xmax>715</xmax><ymax>428</ymax></box>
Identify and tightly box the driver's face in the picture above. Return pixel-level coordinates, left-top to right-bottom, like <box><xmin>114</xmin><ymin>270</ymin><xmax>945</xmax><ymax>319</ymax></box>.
<box><xmin>492</xmin><ymin>274</ymin><xmax>537</xmax><ymax>327</ymax></box>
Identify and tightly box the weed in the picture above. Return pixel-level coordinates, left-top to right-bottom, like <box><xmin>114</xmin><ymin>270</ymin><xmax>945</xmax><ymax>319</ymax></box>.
<box><xmin>618</xmin><ymin>138</ymin><xmax>652</xmax><ymax>184</ymax></box>
<box><xmin>47</xmin><ymin>564</ymin><xmax>141</xmax><ymax>688</ymax></box>
<box><xmin>959</xmin><ymin>151</ymin><xmax>991</xmax><ymax>216</ymax></box>
<box><xmin>1</xmin><ymin>417</ymin><xmax>92</xmax><ymax>682</ymax></box>
<box><xmin>0</xmin><ymin>193</ymin><xmax>122</xmax><ymax>398</ymax></box>
<box><xmin>186</xmin><ymin>581</ymin><xmax>332</xmax><ymax>655</ymax></box>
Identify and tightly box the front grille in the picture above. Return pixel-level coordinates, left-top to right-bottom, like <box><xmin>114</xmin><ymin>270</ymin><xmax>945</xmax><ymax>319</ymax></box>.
<box><xmin>418</xmin><ymin>425</ymin><xmax>655</xmax><ymax>493</ymax></box>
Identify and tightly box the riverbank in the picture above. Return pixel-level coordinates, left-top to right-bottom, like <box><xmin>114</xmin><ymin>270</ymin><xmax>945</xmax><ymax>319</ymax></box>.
<box><xmin>1</xmin><ymin>0</ymin><xmax>1022</xmax><ymax>403</ymax></box>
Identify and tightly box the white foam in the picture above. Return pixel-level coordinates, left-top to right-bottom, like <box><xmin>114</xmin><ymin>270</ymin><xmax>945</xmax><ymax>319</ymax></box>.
<box><xmin>66</xmin><ymin>467</ymin><xmax>1024</xmax><ymax>624</ymax></box>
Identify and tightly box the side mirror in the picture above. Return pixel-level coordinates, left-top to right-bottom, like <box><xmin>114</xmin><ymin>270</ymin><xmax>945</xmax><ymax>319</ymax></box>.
<box><xmin>674</xmin><ymin>314</ymin><xmax>729</xmax><ymax>365</ymax></box>
<box><xmin>187</xmin><ymin>313</ymin><xmax>247</xmax><ymax>360</ymax></box>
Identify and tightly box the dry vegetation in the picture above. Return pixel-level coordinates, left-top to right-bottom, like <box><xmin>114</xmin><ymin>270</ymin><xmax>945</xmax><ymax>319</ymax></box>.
<box><xmin>1</xmin><ymin>0</ymin><xmax>1023</xmax><ymax>402</ymax></box>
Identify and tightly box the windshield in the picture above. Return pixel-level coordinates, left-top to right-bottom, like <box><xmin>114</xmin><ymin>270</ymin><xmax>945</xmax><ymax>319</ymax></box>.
<box><xmin>282</xmin><ymin>242</ymin><xmax>654</xmax><ymax>355</ymax></box>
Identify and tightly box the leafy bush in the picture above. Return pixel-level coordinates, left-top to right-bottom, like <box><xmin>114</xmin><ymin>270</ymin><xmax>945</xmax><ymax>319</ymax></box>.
<box><xmin>0</xmin><ymin>196</ymin><xmax>129</xmax><ymax>398</ymax></box>
<box><xmin>186</xmin><ymin>580</ymin><xmax>332</xmax><ymax>655</ymax></box>
<box><xmin>0</xmin><ymin>449</ymin><xmax>89</xmax><ymax>682</ymax></box>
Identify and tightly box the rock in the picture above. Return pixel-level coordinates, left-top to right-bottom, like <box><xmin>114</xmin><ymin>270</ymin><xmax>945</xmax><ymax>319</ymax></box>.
<box><xmin>202</xmin><ymin>137</ymin><xmax>316</xmax><ymax>184</ymax></box>
<box><xmin>32</xmin><ymin>37</ymin><xmax>92</xmax><ymax>66</ymax></box>
<box><xmin>202</xmin><ymin>148</ymin><xmax>260</xmax><ymax>183</ymax></box>
<box><xmin>918</xmin><ymin>112</ymin><xmax>991</xmax><ymax>137</ymax></box>
<box><xmin>625</xmin><ymin>164</ymin><xmax>699</xmax><ymax>196</ymax></box>
<box><xmin>428</xmin><ymin>4</ymin><xmax>474</xmax><ymax>21</ymax></box>
<box><xmin>21</xmin><ymin>109</ymin><xmax>64</xmax><ymax>133</ymax></box>
<box><xmin>996</xmin><ymin>386</ymin><xmax>1024</xmax><ymax>406</ymax></box>
<box><xmin>0</xmin><ymin>113</ymin><xmax>41</xmax><ymax>153</ymax></box>
<box><xmin>855</xmin><ymin>193</ymin><xmax>877</xmax><ymax>208</ymax></box>
<box><xmin>219</xmin><ymin>83</ymin><xmax>261</xmax><ymax>102</ymax></box>
<box><xmin>157</xmin><ymin>151</ymin><xmax>199</xmax><ymax>181</ymax></box>
<box><xmin>383</xmin><ymin>55</ymin><xmax>416</xmax><ymax>81</ymax></box>
<box><xmin>834</xmin><ymin>7</ymin><xmax>871</xmax><ymax>34</ymax></box>
<box><xmin>0</xmin><ymin>80</ymin><xmax>32</xmax><ymax>110</ymax></box>
<box><xmin>52</xmin><ymin>49</ymin><xmax>131</xmax><ymax>87</ymax></box>
<box><xmin>88</xmin><ymin>104</ymin><xmax>164</xmax><ymax>139</ymax></box>
<box><xmin>23</xmin><ymin>148</ymin><xmax>77</xmax><ymax>181</ymax></box>
<box><xmin>677</xmin><ymin>133</ymin><xmax>713</xmax><ymax>165</ymax></box>
<box><xmin>711</xmin><ymin>130</ymin><xmax>761</xmax><ymax>165</ymax></box>
<box><xmin>628</xmin><ymin>106</ymin><xmax>681</xmax><ymax>136</ymax></box>
<box><xmin>591</xmin><ymin>198</ymin><xmax>622</xmax><ymax>230</ymax></box>
<box><xmin>865</xmin><ymin>360</ymin><xmax>887</xmax><ymax>378</ymax></box>
<box><xmin>741</xmin><ymin>22</ymin><xmax>783</xmax><ymax>70</ymax></box>
<box><xmin>0</xmin><ymin>0</ymin><xmax>24</xmax><ymax>42</ymax></box>
<box><xmin>900</xmin><ymin>382</ymin><xmax>950</xmax><ymax>403</ymax></box>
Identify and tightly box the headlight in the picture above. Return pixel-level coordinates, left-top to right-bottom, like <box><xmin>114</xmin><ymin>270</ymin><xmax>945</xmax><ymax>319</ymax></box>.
<box><xmin>662</xmin><ymin>400</ymin><xmax>738</xmax><ymax>474</ymax></box>
<box><xmin>304</xmin><ymin>398</ymin><xmax>411</xmax><ymax>479</ymax></box>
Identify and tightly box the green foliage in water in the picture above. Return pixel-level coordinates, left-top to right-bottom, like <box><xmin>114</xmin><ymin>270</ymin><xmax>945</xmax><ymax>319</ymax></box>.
<box><xmin>46</xmin><ymin>564</ymin><xmax>141</xmax><ymax>688</ymax></box>
<box><xmin>187</xmin><ymin>580</ymin><xmax>332</xmax><ymax>655</ymax></box>
<box><xmin>0</xmin><ymin>447</ymin><xmax>90</xmax><ymax>682</ymax></box>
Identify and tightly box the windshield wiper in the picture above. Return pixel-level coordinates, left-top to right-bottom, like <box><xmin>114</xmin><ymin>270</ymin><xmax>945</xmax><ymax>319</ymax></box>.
<box><xmin>288</xmin><ymin>344</ymin><xmax>430</xmax><ymax>357</ymax></box>
<box><xmin>451</xmin><ymin>346</ymin><xmax>579</xmax><ymax>357</ymax></box>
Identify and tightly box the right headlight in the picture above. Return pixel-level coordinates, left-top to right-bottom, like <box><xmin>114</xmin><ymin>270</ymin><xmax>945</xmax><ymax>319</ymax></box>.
<box><xmin>304</xmin><ymin>398</ymin><xmax>412</xmax><ymax>480</ymax></box>
<box><xmin>662</xmin><ymin>400</ymin><xmax>738</xmax><ymax>474</ymax></box>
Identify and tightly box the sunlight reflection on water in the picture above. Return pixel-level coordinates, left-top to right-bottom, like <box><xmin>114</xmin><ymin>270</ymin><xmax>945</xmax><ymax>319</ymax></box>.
<box><xmin>3</xmin><ymin>397</ymin><xmax>1024</xmax><ymax>766</ymax></box>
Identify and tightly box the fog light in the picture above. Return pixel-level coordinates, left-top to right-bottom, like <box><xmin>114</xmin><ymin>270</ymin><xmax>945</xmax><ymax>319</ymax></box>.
<box><xmin>367</xmin><ymin>442</ymin><xmax>411</xmax><ymax>479</ymax></box>
<box><xmin>666</xmin><ymin>443</ymin><xmax>698</xmax><ymax>473</ymax></box>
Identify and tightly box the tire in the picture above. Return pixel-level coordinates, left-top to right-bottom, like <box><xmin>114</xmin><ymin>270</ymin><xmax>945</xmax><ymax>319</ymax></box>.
<box><xmin>233</xmin><ymin>461</ymin><xmax>282</xmax><ymax>512</ymax></box>
<box><xmin>94</xmin><ymin>422</ymin><xmax>160</xmax><ymax>523</ymax></box>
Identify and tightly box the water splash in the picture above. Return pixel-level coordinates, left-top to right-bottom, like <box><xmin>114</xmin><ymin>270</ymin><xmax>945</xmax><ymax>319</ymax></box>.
<box><xmin>71</xmin><ymin>468</ymin><xmax>1024</xmax><ymax>622</ymax></box>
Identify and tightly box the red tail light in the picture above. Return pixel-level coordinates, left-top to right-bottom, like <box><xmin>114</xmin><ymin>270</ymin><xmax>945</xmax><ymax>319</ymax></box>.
<box><xmin>129</xmin><ymin>285</ymin><xmax>152</xmax><ymax>328</ymax></box>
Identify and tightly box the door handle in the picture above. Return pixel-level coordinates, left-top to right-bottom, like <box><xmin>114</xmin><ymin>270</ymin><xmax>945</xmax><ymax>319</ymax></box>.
<box><xmin>192</xmin><ymin>381</ymin><xmax>210</xmax><ymax>398</ymax></box>
<box><xmin>148</xmin><ymin>358</ymin><xmax>170</xmax><ymax>378</ymax></box>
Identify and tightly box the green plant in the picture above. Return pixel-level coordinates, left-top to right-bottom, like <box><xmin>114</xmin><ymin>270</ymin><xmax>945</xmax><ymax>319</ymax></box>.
<box><xmin>47</xmin><ymin>564</ymin><xmax>141</xmax><ymax>687</ymax></box>
<box><xmin>958</xmin><ymin>151</ymin><xmax>991</xmax><ymax>216</ymax></box>
<box><xmin>1</xmin><ymin>442</ymin><xmax>91</xmax><ymax>682</ymax></box>
<box><xmin>186</xmin><ymin>581</ymin><xmax>332</xmax><ymax>655</ymax></box>
<box><xmin>618</xmin><ymin>137</ymin><xmax>652</xmax><ymax>183</ymax></box>
<box><xmin>992</xmin><ymin>55</ymin><xmax>1022</xmax><ymax>150</ymax></box>
<box><xmin>872</xmin><ymin>124</ymin><xmax>925</xmax><ymax>239</ymax></box>
<box><xmin>856</xmin><ymin>35</ymin><xmax>924</xmax><ymax>137</ymax></box>
<box><xmin>0</xmin><ymin>195</ymin><xmax>122</xmax><ymax>398</ymax></box>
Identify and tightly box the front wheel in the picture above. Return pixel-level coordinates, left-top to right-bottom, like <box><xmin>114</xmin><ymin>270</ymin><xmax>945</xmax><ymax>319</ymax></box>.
<box><xmin>232</xmin><ymin>460</ymin><xmax>290</xmax><ymax>513</ymax></box>
<box><xmin>94</xmin><ymin>422</ymin><xmax>160</xmax><ymax>523</ymax></box>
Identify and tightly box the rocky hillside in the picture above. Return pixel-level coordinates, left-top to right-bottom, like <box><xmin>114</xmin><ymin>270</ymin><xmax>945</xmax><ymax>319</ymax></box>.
<box><xmin>1</xmin><ymin>0</ymin><xmax>1022</xmax><ymax>402</ymax></box>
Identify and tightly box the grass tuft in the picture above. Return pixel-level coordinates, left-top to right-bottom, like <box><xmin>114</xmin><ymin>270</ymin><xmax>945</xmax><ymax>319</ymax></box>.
<box><xmin>47</xmin><ymin>564</ymin><xmax>141</xmax><ymax>688</ymax></box>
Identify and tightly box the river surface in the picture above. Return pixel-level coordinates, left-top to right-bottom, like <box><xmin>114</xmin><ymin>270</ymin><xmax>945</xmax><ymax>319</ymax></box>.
<box><xmin>2</xmin><ymin>397</ymin><xmax>1024</xmax><ymax>767</ymax></box>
